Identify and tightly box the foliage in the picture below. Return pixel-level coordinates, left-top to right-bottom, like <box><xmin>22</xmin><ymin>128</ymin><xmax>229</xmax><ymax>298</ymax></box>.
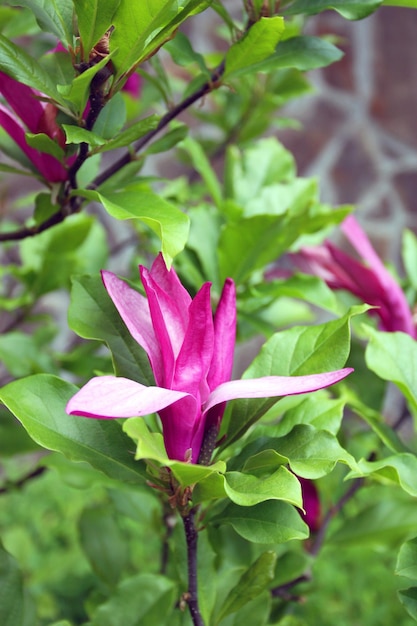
<box><xmin>0</xmin><ymin>1</ymin><xmax>416</xmax><ymax>625</ymax></box>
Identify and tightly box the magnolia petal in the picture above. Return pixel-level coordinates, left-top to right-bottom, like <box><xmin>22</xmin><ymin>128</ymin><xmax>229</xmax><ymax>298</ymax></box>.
<box><xmin>341</xmin><ymin>216</ymin><xmax>416</xmax><ymax>337</ymax></box>
<box><xmin>326</xmin><ymin>242</ymin><xmax>383</xmax><ymax>300</ymax></box>
<box><xmin>0</xmin><ymin>71</ymin><xmax>45</xmax><ymax>134</ymax></box>
<box><xmin>158</xmin><ymin>394</ymin><xmax>203</xmax><ymax>463</ymax></box>
<box><xmin>101</xmin><ymin>271</ymin><xmax>163</xmax><ymax>384</ymax></box>
<box><xmin>203</xmin><ymin>369</ymin><xmax>353</xmax><ymax>415</ymax></box>
<box><xmin>66</xmin><ymin>375</ymin><xmax>190</xmax><ymax>419</ymax></box>
<box><xmin>208</xmin><ymin>278</ymin><xmax>236</xmax><ymax>391</ymax></box>
<box><xmin>141</xmin><ymin>256</ymin><xmax>191</xmax><ymax>366</ymax></box>
<box><xmin>173</xmin><ymin>282</ymin><xmax>214</xmax><ymax>401</ymax></box>
<box><xmin>0</xmin><ymin>105</ymin><xmax>67</xmax><ymax>182</ymax></box>
<box><xmin>149</xmin><ymin>253</ymin><xmax>192</xmax><ymax>313</ymax></box>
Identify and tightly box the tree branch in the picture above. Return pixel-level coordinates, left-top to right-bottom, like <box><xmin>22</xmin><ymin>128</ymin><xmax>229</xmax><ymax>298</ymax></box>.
<box><xmin>182</xmin><ymin>508</ymin><xmax>205</xmax><ymax>626</ymax></box>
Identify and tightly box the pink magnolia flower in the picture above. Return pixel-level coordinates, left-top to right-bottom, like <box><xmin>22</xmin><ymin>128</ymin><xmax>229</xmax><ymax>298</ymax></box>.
<box><xmin>289</xmin><ymin>215</ymin><xmax>416</xmax><ymax>338</ymax></box>
<box><xmin>0</xmin><ymin>71</ymin><xmax>70</xmax><ymax>182</ymax></box>
<box><xmin>67</xmin><ymin>254</ymin><xmax>353</xmax><ymax>463</ymax></box>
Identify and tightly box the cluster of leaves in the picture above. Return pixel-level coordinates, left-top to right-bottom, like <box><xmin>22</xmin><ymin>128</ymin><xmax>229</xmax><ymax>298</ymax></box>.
<box><xmin>1</xmin><ymin>1</ymin><xmax>417</xmax><ymax>625</ymax></box>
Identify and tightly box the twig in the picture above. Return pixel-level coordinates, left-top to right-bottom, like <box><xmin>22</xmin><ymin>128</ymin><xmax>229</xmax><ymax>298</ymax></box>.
<box><xmin>182</xmin><ymin>508</ymin><xmax>205</xmax><ymax>626</ymax></box>
<box><xmin>0</xmin><ymin>465</ymin><xmax>46</xmax><ymax>495</ymax></box>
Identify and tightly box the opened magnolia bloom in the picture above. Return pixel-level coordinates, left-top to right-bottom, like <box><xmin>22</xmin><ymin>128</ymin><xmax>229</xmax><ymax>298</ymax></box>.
<box><xmin>67</xmin><ymin>254</ymin><xmax>352</xmax><ymax>463</ymax></box>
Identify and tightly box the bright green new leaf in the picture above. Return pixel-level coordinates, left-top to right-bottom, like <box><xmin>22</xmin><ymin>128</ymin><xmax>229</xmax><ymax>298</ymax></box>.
<box><xmin>244</xmin><ymin>425</ymin><xmax>356</xmax><ymax>478</ymax></box>
<box><xmin>73</xmin><ymin>0</ymin><xmax>121</xmax><ymax>59</ymax></box>
<box><xmin>224</xmin><ymin>17</ymin><xmax>285</xmax><ymax>78</ymax></box>
<box><xmin>224</xmin><ymin>467</ymin><xmax>302</xmax><ymax>507</ymax></box>
<box><xmin>68</xmin><ymin>274</ymin><xmax>154</xmax><ymax>384</ymax></box>
<box><xmin>283</xmin><ymin>0</ymin><xmax>382</xmax><ymax>20</ymax></box>
<box><xmin>63</xmin><ymin>124</ymin><xmax>107</xmax><ymax>148</ymax></box>
<box><xmin>6</xmin><ymin>0</ymin><xmax>73</xmax><ymax>45</ymax></box>
<box><xmin>347</xmin><ymin>454</ymin><xmax>417</xmax><ymax>497</ymax></box>
<box><xmin>210</xmin><ymin>500</ymin><xmax>309</xmax><ymax>544</ymax></box>
<box><xmin>396</xmin><ymin>537</ymin><xmax>417</xmax><ymax>580</ymax></box>
<box><xmin>0</xmin><ymin>33</ymin><xmax>61</xmax><ymax>100</ymax></box>
<box><xmin>0</xmin><ymin>375</ymin><xmax>148</xmax><ymax>484</ymax></box>
<box><xmin>275</xmin><ymin>394</ymin><xmax>346</xmax><ymax>436</ymax></box>
<box><xmin>109</xmin><ymin>0</ymin><xmax>181</xmax><ymax>78</ymax></box>
<box><xmin>365</xmin><ymin>328</ymin><xmax>417</xmax><ymax>417</ymax></box>
<box><xmin>25</xmin><ymin>132</ymin><xmax>65</xmax><ymax>160</ymax></box>
<box><xmin>78</xmin><ymin>187</ymin><xmax>190</xmax><ymax>266</ymax></box>
<box><xmin>216</xmin><ymin>551</ymin><xmax>277</xmax><ymax>622</ymax></box>
<box><xmin>124</xmin><ymin>417</ymin><xmax>226</xmax><ymax>488</ymax></box>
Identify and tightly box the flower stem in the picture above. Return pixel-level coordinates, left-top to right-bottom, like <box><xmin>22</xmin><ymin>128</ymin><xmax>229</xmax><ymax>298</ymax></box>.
<box><xmin>182</xmin><ymin>508</ymin><xmax>205</xmax><ymax>626</ymax></box>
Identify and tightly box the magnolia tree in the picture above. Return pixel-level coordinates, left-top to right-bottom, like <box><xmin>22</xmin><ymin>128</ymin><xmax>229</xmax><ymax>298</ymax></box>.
<box><xmin>0</xmin><ymin>1</ymin><xmax>417</xmax><ymax>625</ymax></box>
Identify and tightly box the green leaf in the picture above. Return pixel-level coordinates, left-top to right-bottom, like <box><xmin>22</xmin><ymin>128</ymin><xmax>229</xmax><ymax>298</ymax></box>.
<box><xmin>0</xmin><ymin>33</ymin><xmax>61</xmax><ymax>100</ymax></box>
<box><xmin>73</xmin><ymin>0</ymin><xmax>121</xmax><ymax>58</ymax></box>
<box><xmin>25</xmin><ymin>132</ymin><xmax>65</xmax><ymax>160</ymax></box>
<box><xmin>346</xmin><ymin>391</ymin><xmax>410</xmax><ymax>453</ymax></box>
<box><xmin>283</xmin><ymin>0</ymin><xmax>382</xmax><ymax>20</ymax></box>
<box><xmin>20</xmin><ymin>214</ymin><xmax>107</xmax><ymax>296</ymax></box>
<box><xmin>164</xmin><ymin>31</ymin><xmax>210</xmax><ymax>76</ymax></box>
<box><xmin>90</xmin><ymin>573</ymin><xmax>176</xmax><ymax>626</ymax></box>
<box><xmin>216</xmin><ymin>551</ymin><xmax>277</xmax><ymax>622</ymax></box>
<box><xmin>58</xmin><ymin>51</ymin><xmax>117</xmax><ymax>113</ymax></box>
<box><xmin>180</xmin><ymin>136</ymin><xmax>223</xmax><ymax>207</ymax></box>
<box><xmin>222</xmin><ymin>306</ymin><xmax>363</xmax><ymax>447</ymax></box>
<box><xmin>224</xmin><ymin>467</ymin><xmax>302</xmax><ymax>507</ymax></box>
<box><xmin>224</xmin><ymin>17</ymin><xmax>285</xmax><ymax>78</ymax></box>
<box><xmin>6</xmin><ymin>0</ymin><xmax>73</xmax><ymax>44</ymax></box>
<box><xmin>124</xmin><ymin>417</ymin><xmax>226</xmax><ymax>488</ymax></box>
<box><xmin>396</xmin><ymin>537</ymin><xmax>417</xmax><ymax>580</ymax></box>
<box><xmin>365</xmin><ymin>328</ymin><xmax>417</xmax><ymax>417</ymax></box>
<box><xmin>78</xmin><ymin>186</ymin><xmax>190</xmax><ymax>266</ymax></box>
<box><xmin>0</xmin><ymin>374</ymin><xmax>147</xmax><ymax>484</ymax></box>
<box><xmin>250</xmin><ymin>36</ymin><xmax>343</xmax><ymax>73</ymax></box>
<box><xmin>68</xmin><ymin>274</ymin><xmax>154</xmax><ymax>385</ymax></box>
<box><xmin>79</xmin><ymin>504</ymin><xmax>128</xmax><ymax>587</ymax></box>
<box><xmin>383</xmin><ymin>0</ymin><xmax>417</xmax><ymax>5</ymax></box>
<box><xmin>109</xmin><ymin>0</ymin><xmax>178</xmax><ymax>77</ymax></box>
<box><xmin>210</xmin><ymin>500</ymin><xmax>309</xmax><ymax>544</ymax></box>
<box><xmin>63</xmin><ymin>124</ymin><xmax>107</xmax><ymax>148</ymax></box>
<box><xmin>398</xmin><ymin>588</ymin><xmax>417</xmax><ymax>622</ymax></box>
<box><xmin>238</xmin><ymin>425</ymin><xmax>356</xmax><ymax>479</ymax></box>
<box><xmin>144</xmin><ymin>122</ymin><xmax>188</xmax><ymax>155</ymax></box>
<box><xmin>276</xmin><ymin>394</ymin><xmax>346</xmax><ymax>436</ymax></box>
<box><xmin>0</xmin><ymin>543</ymin><xmax>31</xmax><ymax>626</ymax></box>
<box><xmin>328</xmin><ymin>497</ymin><xmax>417</xmax><ymax>547</ymax></box>
<box><xmin>347</xmin><ymin>454</ymin><xmax>417</xmax><ymax>497</ymax></box>
<box><xmin>93</xmin><ymin>115</ymin><xmax>159</xmax><ymax>153</ymax></box>
<box><xmin>402</xmin><ymin>229</ymin><xmax>417</xmax><ymax>290</ymax></box>
<box><xmin>0</xmin><ymin>330</ymin><xmax>56</xmax><ymax>377</ymax></box>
